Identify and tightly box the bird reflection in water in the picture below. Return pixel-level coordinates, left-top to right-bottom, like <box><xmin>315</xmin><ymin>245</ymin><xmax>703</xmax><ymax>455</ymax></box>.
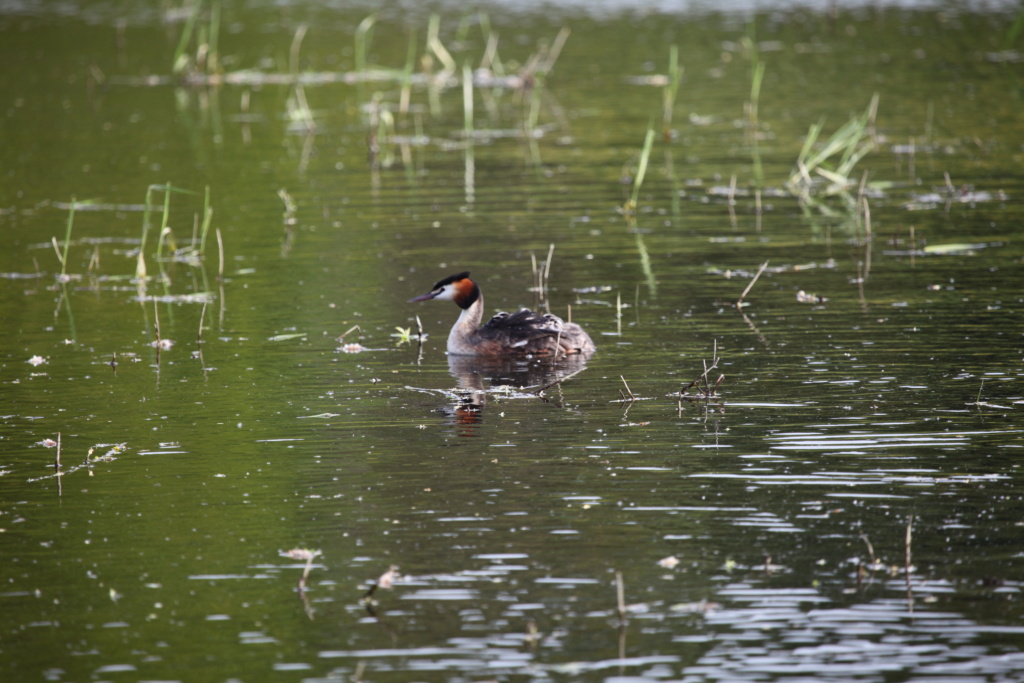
<box><xmin>441</xmin><ymin>353</ymin><xmax>593</xmax><ymax>436</ymax></box>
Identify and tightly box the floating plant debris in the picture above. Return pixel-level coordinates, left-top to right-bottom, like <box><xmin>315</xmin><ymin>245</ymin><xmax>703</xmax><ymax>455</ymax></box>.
<box><xmin>796</xmin><ymin>290</ymin><xmax>827</xmax><ymax>304</ymax></box>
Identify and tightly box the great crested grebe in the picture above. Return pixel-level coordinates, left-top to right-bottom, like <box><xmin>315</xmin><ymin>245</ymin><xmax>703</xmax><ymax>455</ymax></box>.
<box><xmin>409</xmin><ymin>272</ymin><xmax>596</xmax><ymax>357</ymax></box>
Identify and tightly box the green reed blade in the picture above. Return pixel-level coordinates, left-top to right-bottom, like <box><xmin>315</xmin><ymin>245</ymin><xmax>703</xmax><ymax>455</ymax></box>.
<box><xmin>60</xmin><ymin>197</ymin><xmax>76</xmax><ymax>278</ymax></box>
<box><xmin>628</xmin><ymin>125</ymin><xmax>656</xmax><ymax>212</ymax></box>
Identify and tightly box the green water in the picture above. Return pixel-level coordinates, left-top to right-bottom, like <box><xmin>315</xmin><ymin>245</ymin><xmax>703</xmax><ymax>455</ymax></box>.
<box><xmin>2</xmin><ymin>2</ymin><xmax>1023</xmax><ymax>681</ymax></box>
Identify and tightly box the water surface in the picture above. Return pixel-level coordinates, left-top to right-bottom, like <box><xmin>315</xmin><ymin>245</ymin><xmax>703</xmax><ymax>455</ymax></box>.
<box><xmin>1</xmin><ymin>1</ymin><xmax>1023</xmax><ymax>681</ymax></box>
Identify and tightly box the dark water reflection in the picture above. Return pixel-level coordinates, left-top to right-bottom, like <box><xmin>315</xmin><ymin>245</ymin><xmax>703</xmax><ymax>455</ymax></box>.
<box><xmin>442</xmin><ymin>353</ymin><xmax>595</xmax><ymax>418</ymax></box>
<box><xmin>3</xmin><ymin>1</ymin><xmax>1024</xmax><ymax>681</ymax></box>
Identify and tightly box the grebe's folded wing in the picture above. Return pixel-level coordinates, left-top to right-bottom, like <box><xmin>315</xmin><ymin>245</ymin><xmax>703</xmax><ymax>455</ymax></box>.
<box><xmin>483</xmin><ymin>308</ymin><xmax>563</xmax><ymax>335</ymax></box>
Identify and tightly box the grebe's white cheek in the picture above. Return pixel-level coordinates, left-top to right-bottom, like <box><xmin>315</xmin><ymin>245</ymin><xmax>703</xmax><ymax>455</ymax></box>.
<box><xmin>435</xmin><ymin>285</ymin><xmax>456</xmax><ymax>301</ymax></box>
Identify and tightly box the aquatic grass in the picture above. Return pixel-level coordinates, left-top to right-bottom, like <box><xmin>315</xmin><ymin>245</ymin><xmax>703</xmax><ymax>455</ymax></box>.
<box><xmin>663</xmin><ymin>148</ymin><xmax>682</xmax><ymax>218</ymax></box>
<box><xmin>904</xmin><ymin>516</ymin><xmax>914</xmax><ymax>588</ymax></box>
<box><xmin>859</xmin><ymin>532</ymin><xmax>879</xmax><ymax>569</ymax></box>
<box><xmin>158</xmin><ymin>225</ymin><xmax>178</xmax><ymax>277</ymax></box>
<box><xmin>615</xmin><ymin>292</ymin><xmax>623</xmax><ymax>336</ymax></box>
<box><xmin>747</xmin><ymin>58</ymin><xmax>765</xmax><ymax>134</ymax></box>
<box><xmin>733</xmin><ymin>31</ymin><xmax>768</xmax><ymax>188</ymax></box>
<box><xmin>469</xmin><ymin>15</ymin><xmax>520</xmax><ymax>131</ymax></box>
<box><xmin>462</xmin><ymin>62</ymin><xmax>476</xmax><ymax>203</ymax></box>
<box><xmin>619</xmin><ymin>127</ymin><xmax>660</xmax><ymax>299</ymax></box>
<box><xmin>787</xmin><ymin>94</ymin><xmax>879</xmax><ymax>204</ymax></box>
<box><xmin>286</xmin><ymin>85</ymin><xmax>317</xmax><ymax>133</ymax></box>
<box><xmin>523</xmin><ymin>27</ymin><xmax>570</xmax><ymax>133</ymax></box>
<box><xmin>625</xmin><ymin>125</ymin><xmax>656</xmax><ymax>215</ymax></box>
<box><xmin>391</xmin><ymin>326</ymin><xmax>414</xmax><ymax>345</ymax></box>
<box><xmin>199</xmin><ymin>186</ymin><xmax>213</xmax><ymax>256</ymax></box>
<box><xmin>195</xmin><ymin>299</ymin><xmax>208</xmax><ymax>368</ymax></box>
<box><xmin>525</xmin><ymin>84</ymin><xmax>543</xmax><ymax>136</ymax></box>
<box><xmin>455</xmin><ymin>13</ymin><xmax>481</xmax><ymax>44</ymax></box>
<box><xmin>55</xmin><ymin>280</ymin><xmax>78</xmax><ymax>342</ymax></box>
<box><xmin>478</xmin><ymin>13</ymin><xmax>504</xmax><ymax>77</ymax></box>
<box><xmin>289</xmin><ymin>23</ymin><xmax>308</xmax><ymax>77</ymax></box>
<box><xmin>153</xmin><ymin>13</ymin><xmax>570</xmax><ymax>161</ymax></box>
<box><xmin>205</xmin><ymin>0</ymin><xmax>221</xmax><ymax>73</ymax></box>
<box><xmin>52</xmin><ymin>198</ymin><xmax>76</xmax><ymax>281</ymax></box>
<box><xmin>152</xmin><ymin>298</ymin><xmax>164</xmax><ymax>360</ymax></box>
<box><xmin>154</xmin><ymin>186</ymin><xmax>173</xmax><ymax>283</ymax></box>
<box><xmin>167</xmin><ymin>186</ymin><xmax>215</xmax><ymax>268</ymax></box>
<box><xmin>1006</xmin><ymin>6</ymin><xmax>1024</xmax><ymax>47</ymax></box>
<box><xmin>422</xmin><ymin>14</ymin><xmax>456</xmax><ymax>118</ymax></box>
<box><xmin>463</xmin><ymin>62</ymin><xmax>474</xmax><ymax>137</ymax></box>
<box><xmin>726</xmin><ymin>174</ymin><xmax>737</xmax><ymax>228</ymax></box>
<box><xmin>285</xmin><ymin>26</ymin><xmax>316</xmax><ymax>134</ymax></box>
<box><xmin>529</xmin><ymin>243</ymin><xmax>555</xmax><ymax>305</ymax></box>
<box><xmin>278</xmin><ymin>188</ymin><xmax>297</xmax><ymax>225</ymax></box>
<box><xmin>615</xmin><ymin>570</ymin><xmax>627</xmax><ymax>625</ymax></box>
<box><xmin>171</xmin><ymin>1</ymin><xmax>200</xmax><ymax>75</ymax></box>
<box><xmin>661</xmin><ymin>45</ymin><xmax>683</xmax><ymax>141</ymax></box>
<box><xmin>367</xmin><ymin>94</ymin><xmax>397</xmax><ymax>167</ymax></box>
<box><xmin>215</xmin><ymin>227</ymin><xmax>224</xmax><ymax>280</ymax></box>
<box><xmin>399</xmin><ymin>28</ymin><xmax>418</xmax><ymax>114</ymax></box>
<box><xmin>634</xmin><ymin>232</ymin><xmax>656</xmax><ymax>298</ymax></box>
<box><xmin>138</xmin><ymin>183</ymin><xmax>197</xmax><ymax>281</ymax></box>
<box><xmin>354</xmin><ymin>15</ymin><xmax>377</xmax><ymax>74</ymax></box>
<box><xmin>857</xmin><ymin>170</ymin><xmax>872</xmax><ymax>245</ymax></box>
<box><xmin>171</xmin><ymin>0</ymin><xmax>221</xmax><ymax>78</ymax></box>
<box><xmin>748</xmin><ymin>58</ymin><xmax>765</xmax><ymax>187</ymax></box>
<box><xmin>87</xmin><ymin>244</ymin><xmax>100</xmax><ymax>272</ymax></box>
<box><xmin>427</xmin><ymin>14</ymin><xmax>457</xmax><ymax>76</ymax></box>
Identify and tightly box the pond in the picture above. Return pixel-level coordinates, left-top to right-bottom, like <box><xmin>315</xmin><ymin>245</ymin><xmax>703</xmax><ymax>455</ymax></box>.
<box><xmin>2</xmin><ymin>1</ymin><xmax>1023</xmax><ymax>681</ymax></box>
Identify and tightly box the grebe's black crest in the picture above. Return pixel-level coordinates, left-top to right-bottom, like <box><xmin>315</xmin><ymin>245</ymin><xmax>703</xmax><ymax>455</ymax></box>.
<box><xmin>433</xmin><ymin>271</ymin><xmax>470</xmax><ymax>289</ymax></box>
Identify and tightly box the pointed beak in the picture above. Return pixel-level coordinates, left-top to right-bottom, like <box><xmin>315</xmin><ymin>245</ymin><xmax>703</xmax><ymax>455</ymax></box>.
<box><xmin>408</xmin><ymin>291</ymin><xmax>438</xmax><ymax>303</ymax></box>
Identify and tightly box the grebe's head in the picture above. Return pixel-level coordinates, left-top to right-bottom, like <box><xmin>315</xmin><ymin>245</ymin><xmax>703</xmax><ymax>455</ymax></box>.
<box><xmin>408</xmin><ymin>272</ymin><xmax>479</xmax><ymax>309</ymax></box>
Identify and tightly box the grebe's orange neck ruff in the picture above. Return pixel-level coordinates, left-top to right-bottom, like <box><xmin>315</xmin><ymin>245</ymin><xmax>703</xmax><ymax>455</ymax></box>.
<box><xmin>407</xmin><ymin>271</ymin><xmax>478</xmax><ymax>308</ymax></box>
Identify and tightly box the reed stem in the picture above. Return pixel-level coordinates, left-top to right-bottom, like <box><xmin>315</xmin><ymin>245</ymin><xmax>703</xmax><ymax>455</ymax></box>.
<box><xmin>736</xmin><ymin>260</ymin><xmax>769</xmax><ymax>308</ymax></box>
<box><xmin>54</xmin><ymin>198</ymin><xmax>76</xmax><ymax>278</ymax></box>
<box><xmin>216</xmin><ymin>228</ymin><xmax>224</xmax><ymax>280</ymax></box>
<box><xmin>199</xmin><ymin>186</ymin><xmax>213</xmax><ymax>256</ymax></box>
<box><xmin>627</xmin><ymin>125</ymin><xmax>656</xmax><ymax>213</ymax></box>
<box><xmin>662</xmin><ymin>45</ymin><xmax>682</xmax><ymax>140</ymax></box>
<box><xmin>615</xmin><ymin>570</ymin><xmax>627</xmax><ymax>624</ymax></box>
<box><xmin>462</xmin><ymin>62</ymin><xmax>474</xmax><ymax>138</ymax></box>
<box><xmin>354</xmin><ymin>15</ymin><xmax>377</xmax><ymax>73</ymax></box>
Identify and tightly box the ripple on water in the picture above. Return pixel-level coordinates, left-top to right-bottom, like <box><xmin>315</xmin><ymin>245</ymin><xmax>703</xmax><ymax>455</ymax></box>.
<box><xmin>683</xmin><ymin>591</ymin><xmax>1024</xmax><ymax>681</ymax></box>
